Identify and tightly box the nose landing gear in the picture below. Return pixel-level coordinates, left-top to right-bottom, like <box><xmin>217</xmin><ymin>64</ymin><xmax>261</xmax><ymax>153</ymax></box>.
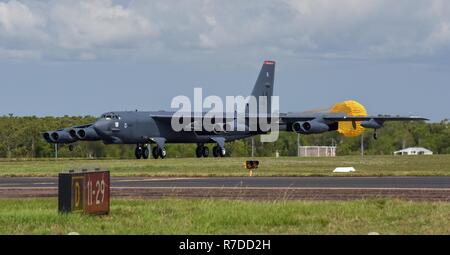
<box><xmin>135</xmin><ymin>145</ymin><xmax>143</xmax><ymax>159</ymax></box>
<box><xmin>142</xmin><ymin>146</ymin><xmax>150</xmax><ymax>159</ymax></box>
<box><xmin>196</xmin><ymin>144</ymin><xmax>210</xmax><ymax>158</ymax></box>
<box><xmin>135</xmin><ymin>144</ymin><xmax>155</xmax><ymax>159</ymax></box>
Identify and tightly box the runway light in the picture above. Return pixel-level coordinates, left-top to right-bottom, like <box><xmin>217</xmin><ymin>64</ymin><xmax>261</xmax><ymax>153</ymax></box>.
<box><xmin>244</xmin><ymin>160</ymin><xmax>259</xmax><ymax>177</ymax></box>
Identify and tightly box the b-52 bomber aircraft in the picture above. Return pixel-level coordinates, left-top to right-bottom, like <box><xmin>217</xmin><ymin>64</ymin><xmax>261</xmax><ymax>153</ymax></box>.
<box><xmin>43</xmin><ymin>61</ymin><xmax>427</xmax><ymax>159</ymax></box>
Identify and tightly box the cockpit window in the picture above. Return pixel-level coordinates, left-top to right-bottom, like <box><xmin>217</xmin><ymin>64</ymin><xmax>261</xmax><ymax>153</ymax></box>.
<box><xmin>100</xmin><ymin>113</ymin><xmax>119</xmax><ymax>120</ymax></box>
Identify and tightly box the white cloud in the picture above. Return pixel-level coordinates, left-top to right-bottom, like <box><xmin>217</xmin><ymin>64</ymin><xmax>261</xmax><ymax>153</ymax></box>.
<box><xmin>204</xmin><ymin>15</ymin><xmax>217</xmax><ymax>27</ymax></box>
<box><xmin>198</xmin><ymin>33</ymin><xmax>216</xmax><ymax>49</ymax></box>
<box><xmin>426</xmin><ymin>22</ymin><xmax>450</xmax><ymax>52</ymax></box>
<box><xmin>0</xmin><ymin>0</ymin><xmax>46</xmax><ymax>41</ymax></box>
<box><xmin>49</xmin><ymin>0</ymin><xmax>158</xmax><ymax>49</ymax></box>
<box><xmin>0</xmin><ymin>0</ymin><xmax>449</xmax><ymax>61</ymax></box>
<box><xmin>283</xmin><ymin>0</ymin><xmax>438</xmax><ymax>58</ymax></box>
<box><xmin>0</xmin><ymin>0</ymin><xmax>43</xmax><ymax>31</ymax></box>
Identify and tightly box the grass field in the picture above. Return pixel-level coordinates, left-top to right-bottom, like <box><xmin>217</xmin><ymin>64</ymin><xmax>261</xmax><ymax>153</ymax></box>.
<box><xmin>1</xmin><ymin>198</ymin><xmax>449</xmax><ymax>234</ymax></box>
<box><xmin>0</xmin><ymin>155</ymin><xmax>449</xmax><ymax>177</ymax></box>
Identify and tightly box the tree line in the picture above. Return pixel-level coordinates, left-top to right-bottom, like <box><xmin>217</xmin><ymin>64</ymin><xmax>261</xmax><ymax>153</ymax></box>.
<box><xmin>0</xmin><ymin>115</ymin><xmax>448</xmax><ymax>158</ymax></box>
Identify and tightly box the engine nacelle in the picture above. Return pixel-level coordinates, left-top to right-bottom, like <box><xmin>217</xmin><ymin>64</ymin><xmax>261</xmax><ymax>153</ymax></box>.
<box><xmin>48</xmin><ymin>130</ymin><xmax>77</xmax><ymax>144</ymax></box>
<box><xmin>43</xmin><ymin>132</ymin><xmax>55</xmax><ymax>143</ymax></box>
<box><xmin>361</xmin><ymin>119</ymin><xmax>384</xmax><ymax>129</ymax></box>
<box><xmin>292</xmin><ymin>120</ymin><xmax>330</xmax><ymax>134</ymax></box>
<box><xmin>76</xmin><ymin>127</ymin><xmax>101</xmax><ymax>141</ymax></box>
<box><xmin>68</xmin><ymin>128</ymin><xmax>79</xmax><ymax>140</ymax></box>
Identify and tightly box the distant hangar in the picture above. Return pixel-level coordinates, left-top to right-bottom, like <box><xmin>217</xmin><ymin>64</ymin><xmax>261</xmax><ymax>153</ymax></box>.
<box><xmin>394</xmin><ymin>147</ymin><xmax>433</xmax><ymax>156</ymax></box>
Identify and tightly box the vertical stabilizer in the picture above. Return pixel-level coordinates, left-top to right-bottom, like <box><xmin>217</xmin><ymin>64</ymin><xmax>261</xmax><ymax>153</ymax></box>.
<box><xmin>250</xmin><ymin>60</ymin><xmax>275</xmax><ymax>114</ymax></box>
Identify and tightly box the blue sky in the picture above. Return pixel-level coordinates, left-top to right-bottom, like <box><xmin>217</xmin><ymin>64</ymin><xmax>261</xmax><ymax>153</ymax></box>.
<box><xmin>0</xmin><ymin>0</ymin><xmax>449</xmax><ymax>121</ymax></box>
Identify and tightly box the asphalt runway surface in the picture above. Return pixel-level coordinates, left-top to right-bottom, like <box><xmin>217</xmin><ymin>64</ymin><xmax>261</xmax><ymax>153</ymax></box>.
<box><xmin>1</xmin><ymin>176</ymin><xmax>450</xmax><ymax>201</ymax></box>
<box><xmin>2</xmin><ymin>176</ymin><xmax>450</xmax><ymax>189</ymax></box>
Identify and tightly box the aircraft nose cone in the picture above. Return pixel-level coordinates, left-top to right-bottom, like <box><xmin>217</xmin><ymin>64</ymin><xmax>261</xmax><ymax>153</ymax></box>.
<box><xmin>93</xmin><ymin>119</ymin><xmax>111</xmax><ymax>134</ymax></box>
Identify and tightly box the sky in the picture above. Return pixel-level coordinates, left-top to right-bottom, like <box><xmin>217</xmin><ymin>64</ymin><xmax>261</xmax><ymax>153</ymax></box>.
<box><xmin>0</xmin><ymin>0</ymin><xmax>449</xmax><ymax>122</ymax></box>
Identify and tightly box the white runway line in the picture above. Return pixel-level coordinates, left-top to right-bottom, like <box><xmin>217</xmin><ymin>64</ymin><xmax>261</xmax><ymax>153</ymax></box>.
<box><xmin>0</xmin><ymin>183</ymin><xmax>22</xmax><ymax>186</ymax></box>
<box><xmin>114</xmin><ymin>177</ymin><xmax>199</xmax><ymax>182</ymax></box>
<box><xmin>110</xmin><ymin>187</ymin><xmax>450</xmax><ymax>191</ymax></box>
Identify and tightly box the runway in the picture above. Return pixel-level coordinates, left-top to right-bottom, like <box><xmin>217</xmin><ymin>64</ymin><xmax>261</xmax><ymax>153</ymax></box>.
<box><xmin>2</xmin><ymin>176</ymin><xmax>450</xmax><ymax>189</ymax></box>
<box><xmin>1</xmin><ymin>176</ymin><xmax>450</xmax><ymax>201</ymax></box>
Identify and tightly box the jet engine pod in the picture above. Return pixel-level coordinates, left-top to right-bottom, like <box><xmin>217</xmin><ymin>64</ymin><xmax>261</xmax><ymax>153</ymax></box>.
<box><xmin>43</xmin><ymin>132</ymin><xmax>55</xmax><ymax>143</ymax></box>
<box><xmin>292</xmin><ymin>120</ymin><xmax>329</xmax><ymax>134</ymax></box>
<box><xmin>50</xmin><ymin>130</ymin><xmax>77</xmax><ymax>144</ymax></box>
<box><xmin>292</xmin><ymin>122</ymin><xmax>302</xmax><ymax>133</ymax></box>
<box><xmin>68</xmin><ymin>129</ymin><xmax>79</xmax><ymax>140</ymax></box>
<box><xmin>76</xmin><ymin>127</ymin><xmax>101</xmax><ymax>141</ymax></box>
<box><xmin>330</xmin><ymin>100</ymin><xmax>368</xmax><ymax>137</ymax></box>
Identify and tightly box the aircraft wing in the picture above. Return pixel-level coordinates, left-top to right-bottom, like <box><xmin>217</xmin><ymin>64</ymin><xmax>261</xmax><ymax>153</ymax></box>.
<box><xmin>279</xmin><ymin>112</ymin><xmax>428</xmax><ymax>123</ymax></box>
<box><xmin>46</xmin><ymin>123</ymin><xmax>92</xmax><ymax>133</ymax></box>
<box><xmin>151</xmin><ymin>115</ymin><xmax>173</xmax><ymax>123</ymax></box>
<box><xmin>154</xmin><ymin>114</ymin><xmax>428</xmax><ymax>125</ymax></box>
<box><xmin>72</xmin><ymin>123</ymin><xmax>94</xmax><ymax>129</ymax></box>
<box><xmin>322</xmin><ymin>116</ymin><xmax>429</xmax><ymax>122</ymax></box>
<box><xmin>152</xmin><ymin>112</ymin><xmax>428</xmax><ymax>135</ymax></box>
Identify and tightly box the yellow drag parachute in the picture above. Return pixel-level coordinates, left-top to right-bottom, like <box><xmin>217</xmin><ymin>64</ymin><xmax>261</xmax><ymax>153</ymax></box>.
<box><xmin>330</xmin><ymin>100</ymin><xmax>368</xmax><ymax>137</ymax></box>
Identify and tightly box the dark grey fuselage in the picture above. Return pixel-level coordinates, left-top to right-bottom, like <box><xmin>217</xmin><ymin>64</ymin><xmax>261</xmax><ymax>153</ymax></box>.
<box><xmin>95</xmin><ymin>111</ymin><xmax>253</xmax><ymax>145</ymax></box>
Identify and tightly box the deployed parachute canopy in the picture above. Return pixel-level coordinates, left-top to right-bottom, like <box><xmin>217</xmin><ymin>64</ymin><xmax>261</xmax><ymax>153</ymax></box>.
<box><xmin>330</xmin><ymin>100</ymin><xmax>368</xmax><ymax>137</ymax></box>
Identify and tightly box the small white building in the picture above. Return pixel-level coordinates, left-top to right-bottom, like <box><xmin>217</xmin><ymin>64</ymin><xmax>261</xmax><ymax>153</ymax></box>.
<box><xmin>394</xmin><ymin>147</ymin><xmax>433</xmax><ymax>156</ymax></box>
<box><xmin>298</xmin><ymin>146</ymin><xmax>336</xmax><ymax>157</ymax></box>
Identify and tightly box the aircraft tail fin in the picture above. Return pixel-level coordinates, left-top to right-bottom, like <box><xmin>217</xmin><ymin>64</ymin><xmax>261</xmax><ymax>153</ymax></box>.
<box><xmin>250</xmin><ymin>60</ymin><xmax>275</xmax><ymax>114</ymax></box>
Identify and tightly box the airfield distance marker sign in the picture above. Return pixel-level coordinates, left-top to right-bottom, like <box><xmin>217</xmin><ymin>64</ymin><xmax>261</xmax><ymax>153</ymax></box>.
<box><xmin>59</xmin><ymin>170</ymin><xmax>110</xmax><ymax>215</ymax></box>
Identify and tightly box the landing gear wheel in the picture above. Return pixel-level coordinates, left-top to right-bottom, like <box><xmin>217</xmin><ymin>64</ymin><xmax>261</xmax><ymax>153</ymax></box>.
<box><xmin>196</xmin><ymin>146</ymin><xmax>203</xmax><ymax>158</ymax></box>
<box><xmin>135</xmin><ymin>146</ymin><xmax>143</xmax><ymax>159</ymax></box>
<box><xmin>219</xmin><ymin>148</ymin><xmax>226</xmax><ymax>157</ymax></box>
<box><xmin>213</xmin><ymin>146</ymin><xmax>220</xmax><ymax>157</ymax></box>
<box><xmin>152</xmin><ymin>146</ymin><xmax>159</xmax><ymax>159</ymax></box>
<box><xmin>68</xmin><ymin>144</ymin><xmax>74</xmax><ymax>151</ymax></box>
<box><xmin>159</xmin><ymin>148</ymin><xmax>167</xmax><ymax>159</ymax></box>
<box><xmin>202</xmin><ymin>146</ymin><xmax>209</xmax><ymax>157</ymax></box>
<box><xmin>142</xmin><ymin>146</ymin><xmax>150</xmax><ymax>159</ymax></box>
<box><xmin>373</xmin><ymin>131</ymin><xmax>378</xmax><ymax>140</ymax></box>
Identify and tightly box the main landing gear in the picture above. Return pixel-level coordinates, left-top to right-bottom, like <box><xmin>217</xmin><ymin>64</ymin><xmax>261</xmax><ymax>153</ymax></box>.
<box><xmin>135</xmin><ymin>144</ymin><xmax>166</xmax><ymax>159</ymax></box>
<box><xmin>196</xmin><ymin>144</ymin><xmax>226</xmax><ymax>158</ymax></box>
